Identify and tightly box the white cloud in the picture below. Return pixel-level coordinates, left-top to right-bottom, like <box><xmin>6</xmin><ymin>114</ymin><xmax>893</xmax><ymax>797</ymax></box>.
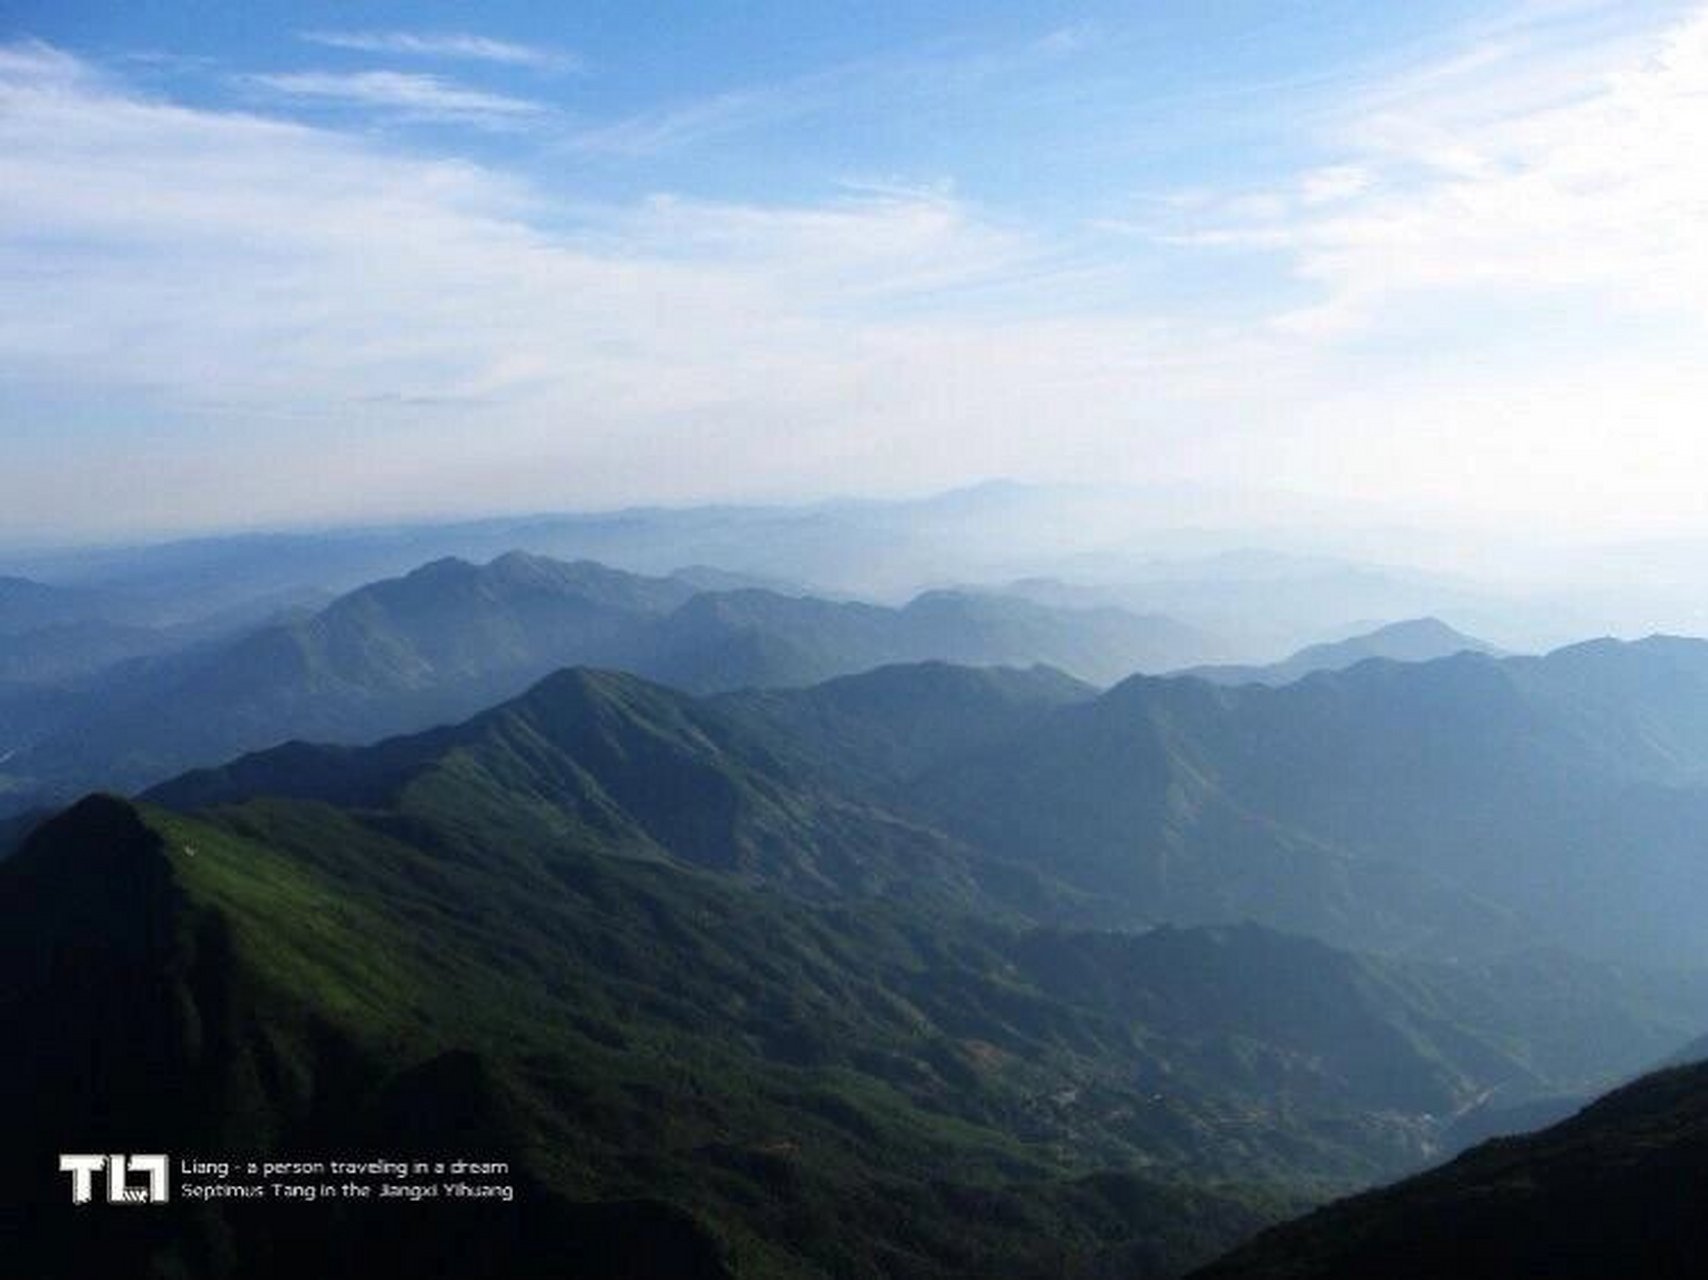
<box><xmin>1088</xmin><ymin>5</ymin><xmax>1708</xmax><ymax>539</ymax></box>
<box><xmin>1176</xmin><ymin>5</ymin><xmax>1708</xmax><ymax>339</ymax></box>
<box><xmin>1298</xmin><ymin>166</ymin><xmax>1371</xmax><ymax>205</ymax></box>
<box><xmin>7</xmin><ymin>12</ymin><xmax>1708</xmax><ymax>546</ymax></box>
<box><xmin>0</xmin><ymin>43</ymin><xmax>1257</xmax><ymax>537</ymax></box>
<box><xmin>241</xmin><ymin>70</ymin><xmax>548</xmax><ymax>127</ymax></box>
<box><xmin>299</xmin><ymin>30</ymin><xmax>577</xmax><ymax>71</ymax></box>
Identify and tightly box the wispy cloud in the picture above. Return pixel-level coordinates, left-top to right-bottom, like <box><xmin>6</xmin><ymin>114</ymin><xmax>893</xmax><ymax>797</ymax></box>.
<box><xmin>566</xmin><ymin>80</ymin><xmax>833</xmax><ymax>157</ymax></box>
<box><xmin>299</xmin><ymin>30</ymin><xmax>578</xmax><ymax>72</ymax></box>
<box><xmin>565</xmin><ymin>27</ymin><xmax>1104</xmax><ymax>157</ymax></box>
<box><xmin>1102</xmin><ymin>3</ymin><xmax>1708</xmax><ymax>532</ymax></box>
<box><xmin>241</xmin><ymin>70</ymin><xmax>548</xmax><ymax>128</ymax></box>
<box><xmin>8</xmin><ymin>10</ymin><xmax>1708</xmax><ymax>543</ymax></box>
<box><xmin>0</xmin><ymin>42</ymin><xmax>1245</xmax><ymax>537</ymax></box>
<box><xmin>1159</xmin><ymin>4</ymin><xmax>1708</xmax><ymax>339</ymax></box>
<box><xmin>1035</xmin><ymin>24</ymin><xmax>1098</xmax><ymax>57</ymax></box>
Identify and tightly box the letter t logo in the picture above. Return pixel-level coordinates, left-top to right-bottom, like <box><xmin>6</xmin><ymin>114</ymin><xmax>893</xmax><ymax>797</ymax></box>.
<box><xmin>59</xmin><ymin>1154</ymin><xmax>104</xmax><ymax>1205</ymax></box>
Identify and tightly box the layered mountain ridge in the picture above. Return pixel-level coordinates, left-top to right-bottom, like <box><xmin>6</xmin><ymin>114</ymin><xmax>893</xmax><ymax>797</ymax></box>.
<box><xmin>12</xmin><ymin>656</ymin><xmax>1708</xmax><ymax>1276</ymax></box>
<box><xmin>1179</xmin><ymin>617</ymin><xmax>1500</xmax><ymax>687</ymax></box>
<box><xmin>9</xmin><ymin>542</ymin><xmax>1708</xmax><ymax>1278</ymax></box>
<box><xmin>0</xmin><ymin>551</ymin><xmax>1214</xmax><ymax>810</ymax></box>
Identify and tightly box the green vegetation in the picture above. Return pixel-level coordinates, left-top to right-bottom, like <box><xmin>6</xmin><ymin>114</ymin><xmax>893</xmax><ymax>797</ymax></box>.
<box><xmin>901</xmin><ymin>643</ymin><xmax>1708</xmax><ymax>965</ymax></box>
<box><xmin>2</xmin><ymin>551</ymin><xmax>1208</xmax><ymax>809</ymax></box>
<box><xmin>10</xmin><ymin>651</ymin><xmax>1708</xmax><ymax>1277</ymax></box>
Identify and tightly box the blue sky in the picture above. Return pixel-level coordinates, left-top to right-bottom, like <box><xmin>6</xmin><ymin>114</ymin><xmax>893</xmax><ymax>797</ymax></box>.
<box><xmin>2</xmin><ymin>1</ymin><xmax>1705</xmax><ymax>545</ymax></box>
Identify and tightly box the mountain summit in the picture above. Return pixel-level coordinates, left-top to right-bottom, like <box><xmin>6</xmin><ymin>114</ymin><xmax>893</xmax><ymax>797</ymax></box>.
<box><xmin>1181</xmin><ymin>617</ymin><xmax>1499</xmax><ymax>687</ymax></box>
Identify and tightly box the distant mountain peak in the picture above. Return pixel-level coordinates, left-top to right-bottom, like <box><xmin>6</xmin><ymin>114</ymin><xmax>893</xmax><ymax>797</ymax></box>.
<box><xmin>1181</xmin><ymin>616</ymin><xmax>1499</xmax><ymax>687</ymax></box>
<box><xmin>1368</xmin><ymin>615</ymin><xmax>1466</xmax><ymax>639</ymax></box>
<box><xmin>512</xmin><ymin>662</ymin><xmax>653</xmax><ymax>708</ymax></box>
<box><xmin>396</xmin><ymin>554</ymin><xmax>479</xmax><ymax>584</ymax></box>
<box><xmin>1292</xmin><ymin>615</ymin><xmax>1497</xmax><ymax>662</ymax></box>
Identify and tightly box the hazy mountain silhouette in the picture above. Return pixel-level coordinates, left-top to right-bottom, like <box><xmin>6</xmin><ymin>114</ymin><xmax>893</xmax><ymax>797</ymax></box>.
<box><xmin>1180</xmin><ymin>617</ymin><xmax>1499</xmax><ymax>686</ymax></box>
<box><xmin>0</xmin><ymin>575</ymin><xmax>111</xmax><ymax>634</ymax></box>
<box><xmin>0</xmin><ymin>553</ymin><xmax>1211</xmax><ymax>808</ymax></box>
<box><xmin>902</xmin><ymin>640</ymin><xmax>1708</xmax><ymax>965</ymax></box>
<box><xmin>650</xmin><ymin>586</ymin><xmax>1203</xmax><ymax>690</ymax></box>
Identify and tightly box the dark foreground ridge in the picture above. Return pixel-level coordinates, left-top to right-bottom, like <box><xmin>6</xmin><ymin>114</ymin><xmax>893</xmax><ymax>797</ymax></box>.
<box><xmin>2</xmin><ymin>764</ymin><xmax>1299</xmax><ymax>1276</ymax></box>
<box><xmin>1190</xmin><ymin>1057</ymin><xmax>1708</xmax><ymax>1280</ymax></box>
<box><xmin>0</xmin><ymin>794</ymin><xmax>732</xmax><ymax>1280</ymax></box>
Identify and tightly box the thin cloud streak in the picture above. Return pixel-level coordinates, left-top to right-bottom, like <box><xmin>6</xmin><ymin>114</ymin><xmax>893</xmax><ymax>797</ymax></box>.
<box><xmin>241</xmin><ymin>69</ymin><xmax>550</xmax><ymax>127</ymax></box>
<box><xmin>0</xmin><ymin>41</ymin><xmax>1258</xmax><ymax>536</ymax></box>
<box><xmin>567</xmin><ymin>84</ymin><xmax>802</xmax><ymax>156</ymax></box>
<box><xmin>563</xmin><ymin>26</ymin><xmax>1102</xmax><ymax>157</ymax></box>
<box><xmin>299</xmin><ymin>30</ymin><xmax>579</xmax><ymax>71</ymax></box>
<box><xmin>1163</xmin><ymin>4</ymin><xmax>1708</xmax><ymax>339</ymax></box>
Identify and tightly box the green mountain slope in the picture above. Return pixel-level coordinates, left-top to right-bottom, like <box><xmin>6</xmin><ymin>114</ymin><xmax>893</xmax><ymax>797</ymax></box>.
<box><xmin>0</xmin><ymin>794</ymin><xmax>737</xmax><ymax>1280</ymax></box>
<box><xmin>715</xmin><ymin>661</ymin><xmax>1097</xmax><ymax>799</ymax></box>
<box><xmin>151</xmin><ymin>666</ymin><xmax>1042</xmax><ymax>913</ymax></box>
<box><xmin>1</xmin><ymin>553</ymin><xmax>1214</xmax><ymax>814</ymax></box>
<box><xmin>12</xmin><ymin>665</ymin><xmax>1692</xmax><ymax>1277</ymax></box>
<box><xmin>907</xmin><ymin>642</ymin><xmax>1708</xmax><ymax>965</ymax></box>
<box><xmin>2</xmin><ymin>790</ymin><xmax>1312</xmax><ymax>1280</ymax></box>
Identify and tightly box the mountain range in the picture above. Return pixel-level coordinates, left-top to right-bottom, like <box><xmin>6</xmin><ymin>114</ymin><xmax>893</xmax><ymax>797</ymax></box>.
<box><xmin>134</xmin><ymin>639</ymin><xmax>1708</xmax><ymax>969</ymax></box>
<box><xmin>9</xmin><ymin>541</ymin><xmax>1708</xmax><ymax>1275</ymax></box>
<box><xmin>1178</xmin><ymin>617</ymin><xmax>1499</xmax><ymax>686</ymax></box>
<box><xmin>10</xmin><ymin>659</ymin><xmax>1708</xmax><ymax>1277</ymax></box>
<box><xmin>0</xmin><ymin>551</ymin><xmax>1216</xmax><ymax>812</ymax></box>
<box><xmin>887</xmin><ymin>639</ymin><xmax>1708</xmax><ymax>966</ymax></box>
<box><xmin>0</xmin><ymin>575</ymin><xmax>108</xmax><ymax>634</ymax></box>
<box><xmin>0</xmin><ymin>484</ymin><xmax>1466</xmax><ymax>621</ymax></box>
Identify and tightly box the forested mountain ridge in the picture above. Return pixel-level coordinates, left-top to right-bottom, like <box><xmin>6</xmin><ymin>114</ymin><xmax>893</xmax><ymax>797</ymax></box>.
<box><xmin>11</xmin><ymin>657</ymin><xmax>1708</xmax><ymax>1276</ymax></box>
<box><xmin>0</xmin><ymin>552</ymin><xmax>1211</xmax><ymax>812</ymax></box>
<box><xmin>897</xmin><ymin>641</ymin><xmax>1708</xmax><ymax>965</ymax></box>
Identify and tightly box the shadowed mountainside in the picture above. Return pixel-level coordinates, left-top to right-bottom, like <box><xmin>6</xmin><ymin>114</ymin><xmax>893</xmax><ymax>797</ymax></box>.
<box><xmin>1189</xmin><ymin>1056</ymin><xmax>1708</xmax><ymax>1280</ymax></box>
